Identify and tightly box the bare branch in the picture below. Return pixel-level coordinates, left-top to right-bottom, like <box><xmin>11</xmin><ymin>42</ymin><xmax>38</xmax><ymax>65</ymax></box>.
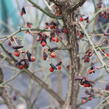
<box><xmin>0</xmin><ymin>44</ymin><xmax>64</xmax><ymax>105</ymax></box>
<box><xmin>26</xmin><ymin>0</ymin><xmax>62</xmax><ymax>19</ymax></box>
<box><xmin>0</xmin><ymin>68</ymin><xmax>16</xmax><ymax>109</ymax></box>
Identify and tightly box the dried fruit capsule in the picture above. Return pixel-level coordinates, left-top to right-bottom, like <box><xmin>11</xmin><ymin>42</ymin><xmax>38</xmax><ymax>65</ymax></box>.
<box><xmin>12</xmin><ymin>45</ymin><xmax>23</xmax><ymax>50</ymax></box>
<box><xmin>26</xmin><ymin>51</ymin><xmax>32</xmax><ymax>61</ymax></box>
<box><xmin>26</xmin><ymin>22</ymin><xmax>32</xmax><ymax>28</ymax></box>
<box><xmin>43</xmin><ymin>52</ymin><xmax>48</xmax><ymax>60</ymax></box>
<box><xmin>20</xmin><ymin>7</ymin><xmax>26</xmax><ymax>16</ymax></box>
<box><xmin>84</xmin><ymin>57</ymin><xmax>90</xmax><ymax>63</ymax></box>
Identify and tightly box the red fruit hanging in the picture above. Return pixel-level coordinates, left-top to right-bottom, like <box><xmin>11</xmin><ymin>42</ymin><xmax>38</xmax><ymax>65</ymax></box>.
<box><xmin>13</xmin><ymin>51</ymin><xmax>20</xmax><ymax>57</ymax></box>
<box><xmin>49</xmin><ymin>67</ymin><xmax>54</xmax><ymax>72</ymax></box>
<box><xmin>26</xmin><ymin>22</ymin><xmax>32</xmax><ymax>28</ymax></box>
<box><xmin>81</xmin><ymin>99</ymin><xmax>87</xmax><ymax>104</ymax></box>
<box><xmin>79</xmin><ymin>17</ymin><xmax>84</xmax><ymax>21</ymax></box>
<box><xmin>43</xmin><ymin>52</ymin><xmax>48</xmax><ymax>60</ymax></box>
<box><xmin>105</xmin><ymin>53</ymin><xmax>109</xmax><ymax>57</ymax></box>
<box><xmin>52</xmin><ymin>37</ymin><xmax>56</xmax><ymax>42</ymax></box>
<box><xmin>17</xmin><ymin>65</ymin><xmax>24</xmax><ymax>69</ymax></box>
<box><xmin>41</xmin><ymin>41</ymin><xmax>46</xmax><ymax>47</ymax></box>
<box><xmin>55</xmin><ymin>37</ymin><xmax>60</xmax><ymax>42</ymax></box>
<box><xmin>20</xmin><ymin>7</ymin><xmax>26</xmax><ymax>16</ymax></box>
<box><xmin>57</xmin><ymin>65</ymin><xmax>62</xmax><ymax>70</ymax></box>
<box><xmin>31</xmin><ymin>56</ymin><xmax>36</xmax><ymax>62</ymax></box>
<box><xmin>83</xmin><ymin>83</ymin><xmax>92</xmax><ymax>87</ymax></box>
<box><xmin>84</xmin><ymin>57</ymin><xmax>90</xmax><ymax>63</ymax></box>
<box><xmin>88</xmin><ymin>96</ymin><xmax>93</xmax><ymax>101</ymax></box>
<box><xmin>50</xmin><ymin>52</ymin><xmax>56</xmax><ymax>58</ymax></box>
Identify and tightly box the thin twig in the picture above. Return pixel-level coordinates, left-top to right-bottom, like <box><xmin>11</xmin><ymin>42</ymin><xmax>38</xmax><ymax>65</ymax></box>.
<box><xmin>79</xmin><ymin>23</ymin><xmax>109</xmax><ymax>72</ymax></box>
<box><xmin>26</xmin><ymin>0</ymin><xmax>62</xmax><ymax>19</ymax></box>
<box><xmin>0</xmin><ymin>43</ymin><xmax>64</xmax><ymax>105</ymax></box>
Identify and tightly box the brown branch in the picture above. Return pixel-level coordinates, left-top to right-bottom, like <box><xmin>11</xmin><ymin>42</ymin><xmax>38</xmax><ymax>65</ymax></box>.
<box><xmin>26</xmin><ymin>0</ymin><xmax>62</xmax><ymax>19</ymax></box>
<box><xmin>1</xmin><ymin>89</ymin><xmax>16</xmax><ymax>109</ymax></box>
<box><xmin>0</xmin><ymin>44</ymin><xmax>64</xmax><ymax>105</ymax></box>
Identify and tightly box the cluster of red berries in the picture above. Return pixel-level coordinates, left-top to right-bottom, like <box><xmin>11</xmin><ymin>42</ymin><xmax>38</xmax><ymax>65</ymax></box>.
<box><xmin>97</xmin><ymin>1</ymin><xmax>109</xmax><ymax>19</ymax></box>
<box><xmin>42</xmin><ymin>47</ymin><xmax>57</xmax><ymax>61</ymax></box>
<box><xmin>7</xmin><ymin>37</ymin><xmax>36</xmax><ymax>69</ymax></box>
<box><xmin>83</xmin><ymin>49</ymin><xmax>93</xmax><ymax>63</ymax></box>
<box><xmin>49</xmin><ymin>61</ymin><xmax>62</xmax><ymax>72</ymax></box>
<box><xmin>14</xmin><ymin>48</ymin><xmax>36</xmax><ymax>69</ymax></box>
<box><xmin>75</xmin><ymin>76</ymin><xmax>94</xmax><ymax>87</ymax></box>
<box><xmin>82</xmin><ymin>89</ymin><xmax>94</xmax><ymax>103</ymax></box>
<box><xmin>36</xmin><ymin>21</ymin><xmax>68</xmax><ymax>47</ymax></box>
<box><xmin>45</xmin><ymin>22</ymin><xmax>58</xmax><ymax>29</ymax></box>
<box><xmin>36</xmin><ymin>32</ymin><xmax>48</xmax><ymax>47</ymax></box>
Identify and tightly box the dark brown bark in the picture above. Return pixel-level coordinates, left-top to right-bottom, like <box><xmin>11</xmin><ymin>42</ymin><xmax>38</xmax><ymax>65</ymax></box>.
<box><xmin>61</xmin><ymin>9</ymin><xmax>80</xmax><ymax>109</ymax></box>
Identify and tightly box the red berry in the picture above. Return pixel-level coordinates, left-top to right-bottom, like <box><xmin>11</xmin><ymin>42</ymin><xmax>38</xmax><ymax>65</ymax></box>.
<box><xmin>50</xmin><ymin>52</ymin><xmax>56</xmax><ymax>58</ymax></box>
<box><xmin>105</xmin><ymin>53</ymin><xmax>109</xmax><ymax>57</ymax></box>
<box><xmin>31</xmin><ymin>56</ymin><xmax>36</xmax><ymax>62</ymax></box>
<box><xmin>18</xmin><ymin>65</ymin><xmax>24</xmax><ymax>69</ymax></box>
<box><xmin>83</xmin><ymin>83</ymin><xmax>91</xmax><ymax>87</ymax></box>
<box><xmin>57</xmin><ymin>66</ymin><xmax>62</xmax><ymax>70</ymax></box>
<box><xmin>13</xmin><ymin>51</ymin><xmax>20</xmax><ymax>57</ymax></box>
<box><xmin>87</xmin><ymin>69</ymin><xmax>95</xmax><ymax>74</ymax></box>
<box><xmin>52</xmin><ymin>37</ymin><xmax>56</xmax><ymax>42</ymax></box>
<box><xmin>82</xmin><ymin>99</ymin><xmax>87</xmax><ymax>104</ymax></box>
<box><xmin>27</xmin><ymin>22</ymin><xmax>32</xmax><ymax>28</ymax></box>
<box><xmin>55</xmin><ymin>37</ymin><xmax>60</xmax><ymax>42</ymax></box>
<box><xmin>49</xmin><ymin>67</ymin><xmax>54</xmax><ymax>72</ymax></box>
<box><xmin>84</xmin><ymin>57</ymin><xmax>90</xmax><ymax>63</ymax></box>
<box><xmin>79</xmin><ymin>17</ymin><xmax>84</xmax><ymax>21</ymax></box>
<box><xmin>88</xmin><ymin>97</ymin><xmax>93</xmax><ymax>101</ymax></box>
<box><xmin>41</xmin><ymin>41</ymin><xmax>46</xmax><ymax>47</ymax></box>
